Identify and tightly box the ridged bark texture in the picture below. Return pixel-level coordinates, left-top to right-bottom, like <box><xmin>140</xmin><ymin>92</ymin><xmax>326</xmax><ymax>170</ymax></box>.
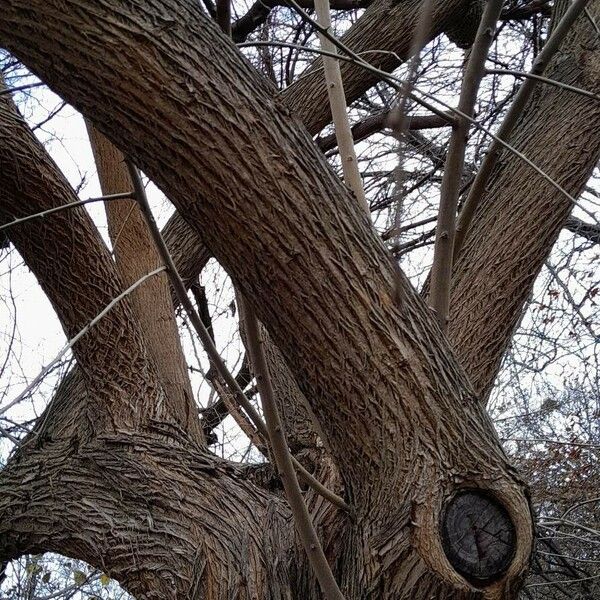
<box><xmin>85</xmin><ymin>123</ymin><xmax>202</xmax><ymax>441</ymax></box>
<box><xmin>0</xmin><ymin>431</ymin><xmax>296</xmax><ymax>599</ymax></box>
<box><xmin>0</xmin><ymin>82</ymin><xmax>166</xmax><ymax>433</ymax></box>
<box><xmin>0</xmin><ymin>86</ymin><xmax>304</xmax><ymax>600</ymax></box>
<box><xmin>447</xmin><ymin>2</ymin><xmax>600</xmax><ymax>399</ymax></box>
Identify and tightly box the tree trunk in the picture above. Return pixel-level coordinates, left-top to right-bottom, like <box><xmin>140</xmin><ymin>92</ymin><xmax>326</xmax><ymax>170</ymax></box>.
<box><xmin>0</xmin><ymin>1</ymin><xmax>535</xmax><ymax>597</ymax></box>
<box><xmin>86</xmin><ymin>123</ymin><xmax>202</xmax><ymax>440</ymax></box>
<box><xmin>446</xmin><ymin>1</ymin><xmax>600</xmax><ymax>399</ymax></box>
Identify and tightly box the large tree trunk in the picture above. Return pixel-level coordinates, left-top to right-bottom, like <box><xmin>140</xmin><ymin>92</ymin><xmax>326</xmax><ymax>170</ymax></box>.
<box><xmin>0</xmin><ymin>1</ymin><xmax>533</xmax><ymax>598</ymax></box>
<box><xmin>446</xmin><ymin>0</ymin><xmax>600</xmax><ymax>399</ymax></box>
<box><xmin>0</xmin><ymin>77</ymin><xmax>305</xmax><ymax>600</ymax></box>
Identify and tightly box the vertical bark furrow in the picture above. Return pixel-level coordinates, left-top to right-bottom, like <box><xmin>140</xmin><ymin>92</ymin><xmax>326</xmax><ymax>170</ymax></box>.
<box><xmin>86</xmin><ymin>124</ymin><xmax>202</xmax><ymax>441</ymax></box>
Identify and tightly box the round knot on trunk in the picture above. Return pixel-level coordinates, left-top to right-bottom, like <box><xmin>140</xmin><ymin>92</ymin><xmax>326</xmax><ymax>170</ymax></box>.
<box><xmin>441</xmin><ymin>490</ymin><xmax>516</xmax><ymax>584</ymax></box>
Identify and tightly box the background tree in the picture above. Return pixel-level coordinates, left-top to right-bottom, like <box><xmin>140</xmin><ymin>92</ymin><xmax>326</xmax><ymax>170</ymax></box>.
<box><xmin>0</xmin><ymin>0</ymin><xmax>598</xmax><ymax>598</ymax></box>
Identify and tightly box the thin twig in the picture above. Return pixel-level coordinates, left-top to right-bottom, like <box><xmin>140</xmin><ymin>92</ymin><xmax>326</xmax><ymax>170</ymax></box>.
<box><xmin>240</xmin><ymin>295</ymin><xmax>346</xmax><ymax>600</ymax></box>
<box><xmin>0</xmin><ymin>192</ymin><xmax>135</xmax><ymax>233</ymax></box>
<box><xmin>0</xmin><ymin>82</ymin><xmax>45</xmax><ymax>96</ymax></box>
<box><xmin>314</xmin><ymin>0</ymin><xmax>367</xmax><ymax>212</ymax></box>
<box><xmin>428</xmin><ymin>0</ymin><xmax>504</xmax><ymax>330</ymax></box>
<box><xmin>0</xmin><ymin>267</ymin><xmax>166</xmax><ymax>417</ymax></box>
<box><xmin>486</xmin><ymin>68</ymin><xmax>600</xmax><ymax>102</ymax></box>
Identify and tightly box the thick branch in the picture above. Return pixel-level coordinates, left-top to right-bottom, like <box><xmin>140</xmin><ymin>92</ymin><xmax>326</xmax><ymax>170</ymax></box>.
<box><xmin>280</xmin><ymin>0</ymin><xmax>483</xmax><ymax>135</ymax></box>
<box><xmin>0</xmin><ymin>79</ymin><xmax>166</xmax><ymax>433</ymax></box>
<box><xmin>564</xmin><ymin>215</ymin><xmax>600</xmax><ymax>244</ymax></box>
<box><xmin>317</xmin><ymin>111</ymin><xmax>451</xmax><ymax>153</ymax></box>
<box><xmin>86</xmin><ymin>124</ymin><xmax>202</xmax><ymax>441</ymax></box>
<box><xmin>0</xmin><ymin>433</ymin><xmax>295</xmax><ymax>599</ymax></box>
<box><xmin>446</xmin><ymin>0</ymin><xmax>600</xmax><ymax>399</ymax></box>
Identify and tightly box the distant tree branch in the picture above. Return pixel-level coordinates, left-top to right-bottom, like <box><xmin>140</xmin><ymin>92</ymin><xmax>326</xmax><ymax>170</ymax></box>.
<box><xmin>564</xmin><ymin>215</ymin><xmax>600</xmax><ymax>244</ymax></box>
<box><xmin>317</xmin><ymin>110</ymin><xmax>451</xmax><ymax>152</ymax></box>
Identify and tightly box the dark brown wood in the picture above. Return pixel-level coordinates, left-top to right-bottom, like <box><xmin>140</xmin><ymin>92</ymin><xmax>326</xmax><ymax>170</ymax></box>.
<box><xmin>442</xmin><ymin>490</ymin><xmax>516</xmax><ymax>583</ymax></box>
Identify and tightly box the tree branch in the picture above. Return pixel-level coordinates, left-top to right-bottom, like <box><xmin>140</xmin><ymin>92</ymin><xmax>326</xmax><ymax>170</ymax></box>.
<box><xmin>240</xmin><ymin>295</ymin><xmax>345</xmax><ymax>600</ymax></box>
<box><xmin>428</xmin><ymin>0</ymin><xmax>503</xmax><ymax>330</ymax></box>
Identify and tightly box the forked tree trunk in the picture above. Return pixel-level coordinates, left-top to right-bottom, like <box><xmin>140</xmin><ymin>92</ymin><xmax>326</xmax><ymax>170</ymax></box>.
<box><xmin>0</xmin><ymin>1</ymin><xmax>533</xmax><ymax>598</ymax></box>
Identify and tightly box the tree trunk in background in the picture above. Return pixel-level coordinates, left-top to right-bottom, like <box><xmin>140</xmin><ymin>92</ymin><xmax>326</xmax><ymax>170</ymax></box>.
<box><xmin>0</xmin><ymin>1</ymin><xmax>533</xmax><ymax>598</ymax></box>
<box><xmin>446</xmin><ymin>0</ymin><xmax>600</xmax><ymax>399</ymax></box>
<box><xmin>85</xmin><ymin>123</ymin><xmax>202</xmax><ymax>441</ymax></box>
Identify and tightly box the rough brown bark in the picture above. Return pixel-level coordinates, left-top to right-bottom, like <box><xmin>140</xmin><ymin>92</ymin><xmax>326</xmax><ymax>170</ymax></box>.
<box><xmin>237</xmin><ymin>290</ymin><xmax>325</xmax><ymax>453</ymax></box>
<box><xmin>0</xmin><ymin>430</ymin><xmax>297</xmax><ymax>599</ymax></box>
<box><xmin>86</xmin><ymin>123</ymin><xmax>202</xmax><ymax>441</ymax></box>
<box><xmin>0</xmin><ymin>81</ymin><xmax>167</xmax><ymax>434</ymax></box>
<box><xmin>0</xmin><ymin>82</ymin><xmax>309</xmax><ymax>600</ymax></box>
<box><xmin>0</xmin><ymin>1</ymin><xmax>533</xmax><ymax>598</ymax></box>
<box><xmin>446</xmin><ymin>1</ymin><xmax>600</xmax><ymax>399</ymax></box>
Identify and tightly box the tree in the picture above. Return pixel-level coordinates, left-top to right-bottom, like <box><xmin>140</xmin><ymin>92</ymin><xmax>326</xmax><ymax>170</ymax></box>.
<box><xmin>0</xmin><ymin>0</ymin><xmax>598</xmax><ymax>598</ymax></box>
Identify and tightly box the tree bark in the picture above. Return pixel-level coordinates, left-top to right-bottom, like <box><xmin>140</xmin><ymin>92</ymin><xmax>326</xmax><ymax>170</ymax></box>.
<box><xmin>0</xmin><ymin>82</ymin><xmax>167</xmax><ymax>434</ymax></box>
<box><xmin>0</xmin><ymin>1</ymin><xmax>533</xmax><ymax>597</ymax></box>
<box><xmin>0</xmin><ymin>81</ymin><xmax>311</xmax><ymax>600</ymax></box>
<box><xmin>85</xmin><ymin>123</ymin><xmax>202</xmax><ymax>441</ymax></box>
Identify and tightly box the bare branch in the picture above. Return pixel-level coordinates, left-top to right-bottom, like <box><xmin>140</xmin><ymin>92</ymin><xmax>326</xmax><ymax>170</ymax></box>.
<box><xmin>240</xmin><ymin>295</ymin><xmax>345</xmax><ymax>600</ymax></box>
<box><xmin>428</xmin><ymin>0</ymin><xmax>504</xmax><ymax>330</ymax></box>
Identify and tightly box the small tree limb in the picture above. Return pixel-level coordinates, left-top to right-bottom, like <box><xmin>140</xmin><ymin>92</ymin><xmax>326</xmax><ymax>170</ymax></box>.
<box><xmin>428</xmin><ymin>0</ymin><xmax>504</xmax><ymax>330</ymax></box>
<box><xmin>239</xmin><ymin>294</ymin><xmax>346</xmax><ymax>600</ymax></box>
<box><xmin>314</xmin><ymin>0</ymin><xmax>366</xmax><ymax>212</ymax></box>
<box><xmin>453</xmin><ymin>0</ymin><xmax>593</xmax><ymax>260</ymax></box>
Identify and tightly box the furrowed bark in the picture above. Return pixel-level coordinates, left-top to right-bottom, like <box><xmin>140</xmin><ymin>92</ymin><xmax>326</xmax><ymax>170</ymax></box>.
<box><xmin>0</xmin><ymin>82</ymin><xmax>311</xmax><ymax>600</ymax></box>
<box><xmin>446</xmin><ymin>0</ymin><xmax>600</xmax><ymax>399</ymax></box>
<box><xmin>0</xmin><ymin>81</ymin><xmax>166</xmax><ymax>433</ymax></box>
<box><xmin>280</xmin><ymin>0</ymin><xmax>483</xmax><ymax>135</ymax></box>
<box><xmin>162</xmin><ymin>211</ymin><xmax>211</xmax><ymax>291</ymax></box>
<box><xmin>237</xmin><ymin>296</ymin><xmax>325</xmax><ymax>453</ymax></box>
<box><xmin>0</xmin><ymin>1</ymin><xmax>533</xmax><ymax>597</ymax></box>
<box><xmin>0</xmin><ymin>430</ymin><xmax>297</xmax><ymax>599</ymax></box>
<box><xmin>85</xmin><ymin>123</ymin><xmax>202</xmax><ymax>441</ymax></box>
